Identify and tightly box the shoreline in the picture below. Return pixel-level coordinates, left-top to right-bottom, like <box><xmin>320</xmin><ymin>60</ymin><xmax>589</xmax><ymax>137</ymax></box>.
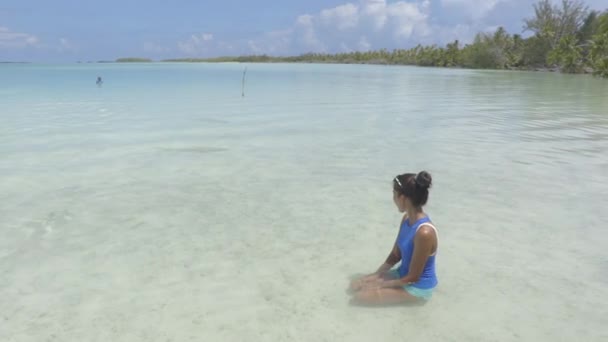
<box><xmin>0</xmin><ymin>59</ymin><xmax>597</xmax><ymax>76</ymax></box>
<box><xmin>109</xmin><ymin>55</ymin><xmax>599</xmax><ymax>75</ymax></box>
<box><xmin>111</xmin><ymin>59</ymin><xmax>599</xmax><ymax>76</ymax></box>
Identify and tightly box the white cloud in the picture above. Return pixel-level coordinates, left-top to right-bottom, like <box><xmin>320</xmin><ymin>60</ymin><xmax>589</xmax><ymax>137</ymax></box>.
<box><xmin>168</xmin><ymin>0</ymin><xmax>535</xmax><ymax>57</ymax></box>
<box><xmin>339</xmin><ymin>42</ymin><xmax>352</xmax><ymax>52</ymax></box>
<box><xmin>168</xmin><ymin>0</ymin><xmax>479</xmax><ymax>57</ymax></box>
<box><xmin>320</xmin><ymin>3</ymin><xmax>359</xmax><ymax>31</ymax></box>
<box><xmin>302</xmin><ymin>0</ymin><xmax>431</xmax><ymax>45</ymax></box>
<box><xmin>296</xmin><ymin>14</ymin><xmax>314</xmax><ymax>26</ymax></box>
<box><xmin>294</xmin><ymin>14</ymin><xmax>326</xmax><ymax>51</ymax></box>
<box><xmin>247</xmin><ymin>40</ymin><xmax>262</xmax><ymax>54</ymax></box>
<box><xmin>358</xmin><ymin>36</ymin><xmax>371</xmax><ymax>50</ymax></box>
<box><xmin>217</xmin><ymin>41</ymin><xmax>235</xmax><ymax>53</ymax></box>
<box><xmin>232</xmin><ymin>29</ymin><xmax>292</xmax><ymax>56</ymax></box>
<box><xmin>361</xmin><ymin>0</ymin><xmax>388</xmax><ymax>31</ymax></box>
<box><xmin>143</xmin><ymin>42</ymin><xmax>168</xmax><ymax>54</ymax></box>
<box><xmin>262</xmin><ymin>30</ymin><xmax>292</xmax><ymax>54</ymax></box>
<box><xmin>0</xmin><ymin>26</ymin><xmax>39</xmax><ymax>48</ymax></box>
<box><xmin>386</xmin><ymin>1</ymin><xmax>430</xmax><ymax>39</ymax></box>
<box><xmin>58</xmin><ymin>38</ymin><xmax>77</xmax><ymax>52</ymax></box>
<box><xmin>441</xmin><ymin>0</ymin><xmax>503</xmax><ymax>20</ymax></box>
<box><xmin>243</xmin><ymin>0</ymin><xmax>432</xmax><ymax>55</ymax></box>
<box><xmin>177</xmin><ymin>33</ymin><xmax>215</xmax><ymax>55</ymax></box>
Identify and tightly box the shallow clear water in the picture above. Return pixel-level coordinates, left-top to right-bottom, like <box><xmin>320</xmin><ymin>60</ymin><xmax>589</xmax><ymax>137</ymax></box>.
<box><xmin>1</xmin><ymin>63</ymin><xmax>607</xmax><ymax>341</ymax></box>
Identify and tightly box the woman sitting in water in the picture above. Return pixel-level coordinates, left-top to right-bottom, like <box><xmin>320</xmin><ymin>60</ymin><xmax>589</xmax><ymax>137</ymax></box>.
<box><xmin>350</xmin><ymin>171</ymin><xmax>438</xmax><ymax>305</ymax></box>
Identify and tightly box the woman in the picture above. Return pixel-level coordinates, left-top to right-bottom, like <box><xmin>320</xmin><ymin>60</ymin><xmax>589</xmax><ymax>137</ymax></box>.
<box><xmin>349</xmin><ymin>171</ymin><xmax>438</xmax><ymax>306</ymax></box>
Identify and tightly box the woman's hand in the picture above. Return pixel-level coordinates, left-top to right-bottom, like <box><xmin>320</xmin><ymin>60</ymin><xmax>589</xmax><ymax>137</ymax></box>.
<box><xmin>350</xmin><ymin>273</ymin><xmax>381</xmax><ymax>291</ymax></box>
<box><xmin>358</xmin><ymin>278</ymin><xmax>387</xmax><ymax>291</ymax></box>
<box><xmin>360</xmin><ymin>279</ymin><xmax>402</xmax><ymax>291</ymax></box>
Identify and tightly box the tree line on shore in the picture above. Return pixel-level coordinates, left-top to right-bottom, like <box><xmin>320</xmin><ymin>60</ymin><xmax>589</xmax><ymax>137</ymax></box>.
<box><xmin>120</xmin><ymin>1</ymin><xmax>608</xmax><ymax>78</ymax></box>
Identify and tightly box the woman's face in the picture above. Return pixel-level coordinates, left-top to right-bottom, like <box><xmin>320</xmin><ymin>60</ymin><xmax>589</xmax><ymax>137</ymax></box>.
<box><xmin>393</xmin><ymin>189</ymin><xmax>406</xmax><ymax>213</ymax></box>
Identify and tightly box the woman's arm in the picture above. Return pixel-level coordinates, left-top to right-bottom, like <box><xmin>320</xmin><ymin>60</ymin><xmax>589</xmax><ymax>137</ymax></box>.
<box><xmin>373</xmin><ymin>215</ymin><xmax>407</xmax><ymax>275</ymax></box>
<box><xmin>382</xmin><ymin>226</ymin><xmax>436</xmax><ymax>287</ymax></box>
<box><xmin>374</xmin><ymin>243</ymin><xmax>401</xmax><ymax>274</ymax></box>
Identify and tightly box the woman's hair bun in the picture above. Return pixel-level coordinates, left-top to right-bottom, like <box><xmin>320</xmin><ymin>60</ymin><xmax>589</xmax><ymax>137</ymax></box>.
<box><xmin>415</xmin><ymin>171</ymin><xmax>432</xmax><ymax>189</ymax></box>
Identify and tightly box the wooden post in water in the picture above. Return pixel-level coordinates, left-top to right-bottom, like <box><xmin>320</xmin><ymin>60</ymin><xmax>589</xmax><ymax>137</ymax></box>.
<box><xmin>242</xmin><ymin>67</ymin><xmax>247</xmax><ymax>97</ymax></box>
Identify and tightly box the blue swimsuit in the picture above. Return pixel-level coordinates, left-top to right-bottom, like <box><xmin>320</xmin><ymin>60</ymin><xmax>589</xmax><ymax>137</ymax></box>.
<box><xmin>389</xmin><ymin>216</ymin><xmax>438</xmax><ymax>299</ymax></box>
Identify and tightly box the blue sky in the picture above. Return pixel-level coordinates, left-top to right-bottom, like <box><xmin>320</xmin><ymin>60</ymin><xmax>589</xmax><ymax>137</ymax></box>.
<box><xmin>1</xmin><ymin>0</ymin><xmax>606</xmax><ymax>62</ymax></box>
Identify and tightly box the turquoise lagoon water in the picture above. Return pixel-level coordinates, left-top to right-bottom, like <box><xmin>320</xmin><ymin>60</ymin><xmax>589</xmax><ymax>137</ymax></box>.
<box><xmin>1</xmin><ymin>63</ymin><xmax>607</xmax><ymax>341</ymax></box>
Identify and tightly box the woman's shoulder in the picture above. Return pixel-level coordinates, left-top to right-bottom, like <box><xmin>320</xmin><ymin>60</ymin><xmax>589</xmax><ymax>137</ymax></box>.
<box><xmin>416</xmin><ymin>220</ymin><xmax>438</xmax><ymax>238</ymax></box>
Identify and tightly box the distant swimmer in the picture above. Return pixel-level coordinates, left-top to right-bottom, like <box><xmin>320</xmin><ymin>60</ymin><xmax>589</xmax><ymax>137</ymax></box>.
<box><xmin>96</xmin><ymin>76</ymin><xmax>103</xmax><ymax>86</ymax></box>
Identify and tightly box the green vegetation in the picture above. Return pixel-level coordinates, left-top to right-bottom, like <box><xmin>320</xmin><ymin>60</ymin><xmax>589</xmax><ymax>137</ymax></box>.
<box><xmin>163</xmin><ymin>56</ymin><xmax>277</xmax><ymax>63</ymax></box>
<box><xmin>116</xmin><ymin>57</ymin><xmax>152</xmax><ymax>63</ymax></box>
<box><xmin>160</xmin><ymin>1</ymin><xmax>608</xmax><ymax>78</ymax></box>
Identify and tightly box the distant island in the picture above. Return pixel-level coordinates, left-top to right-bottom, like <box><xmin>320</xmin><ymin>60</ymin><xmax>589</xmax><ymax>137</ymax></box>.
<box><xmin>118</xmin><ymin>1</ymin><xmax>608</xmax><ymax>78</ymax></box>
<box><xmin>116</xmin><ymin>58</ymin><xmax>152</xmax><ymax>63</ymax></box>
